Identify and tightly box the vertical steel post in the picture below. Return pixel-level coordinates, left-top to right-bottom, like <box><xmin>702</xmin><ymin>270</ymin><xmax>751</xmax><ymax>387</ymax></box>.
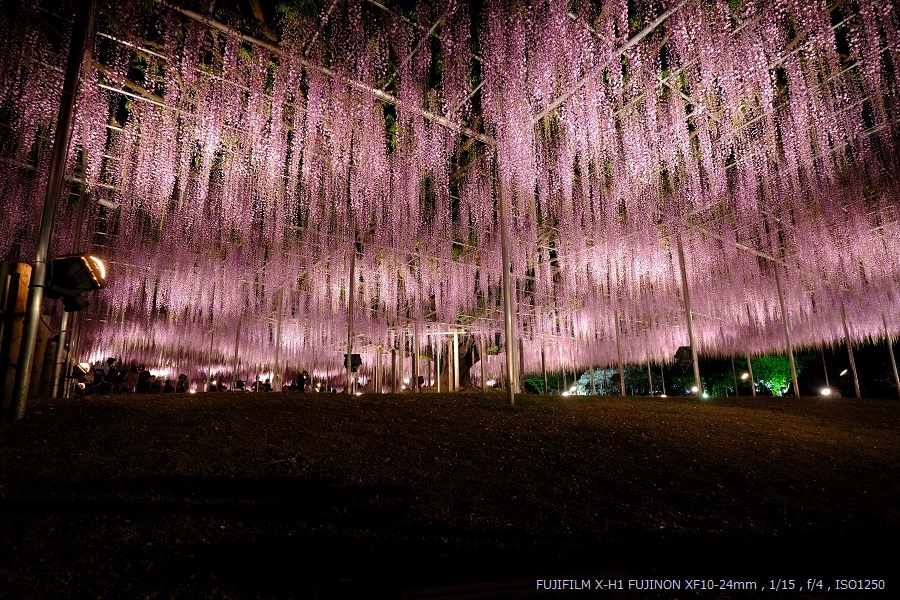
<box><xmin>841</xmin><ymin>303</ymin><xmax>861</xmax><ymax>399</ymax></box>
<box><xmin>231</xmin><ymin>317</ymin><xmax>242</xmax><ymax>391</ymax></box>
<box><xmin>452</xmin><ymin>331</ymin><xmax>460</xmax><ymax>391</ymax></box>
<box><xmin>346</xmin><ymin>247</ymin><xmax>356</xmax><ymax>394</ymax></box>
<box><xmin>675</xmin><ymin>235</ymin><xmax>701</xmax><ymax>396</ymax></box>
<box><xmin>541</xmin><ymin>344</ymin><xmax>547</xmax><ymax>394</ymax></box>
<box><xmin>273</xmin><ymin>290</ymin><xmax>284</xmax><ymax>392</ymax></box>
<box><xmin>413</xmin><ymin>324</ymin><xmax>420</xmax><ymax>393</ymax></box>
<box><xmin>480</xmin><ymin>334</ymin><xmax>487</xmax><ymax>390</ymax></box>
<box><xmin>10</xmin><ymin>0</ymin><xmax>95</xmax><ymax>419</ymax></box>
<box><xmin>391</xmin><ymin>345</ymin><xmax>397</xmax><ymax>393</ymax></box>
<box><xmin>746</xmin><ymin>354</ymin><xmax>756</xmax><ymax>397</ymax></box>
<box><xmin>774</xmin><ymin>264</ymin><xmax>799</xmax><ymax>397</ymax></box>
<box><xmin>615</xmin><ymin>311</ymin><xmax>625</xmax><ymax>397</ymax></box>
<box><xmin>731</xmin><ymin>356</ymin><xmax>739</xmax><ymax>397</ymax></box>
<box><xmin>206</xmin><ymin>327</ymin><xmax>214</xmax><ymax>392</ymax></box>
<box><xmin>883</xmin><ymin>315</ymin><xmax>900</xmax><ymax>399</ymax></box>
<box><xmin>590</xmin><ymin>366</ymin><xmax>595</xmax><ymax>395</ymax></box>
<box><xmin>647</xmin><ymin>362</ymin><xmax>653</xmax><ymax>396</ymax></box>
<box><xmin>436</xmin><ymin>339</ymin><xmax>441</xmax><ymax>393</ymax></box>
<box><xmin>518</xmin><ymin>337</ymin><xmax>525</xmax><ymax>393</ymax></box>
<box><xmin>498</xmin><ymin>186</ymin><xmax>516</xmax><ymax>406</ymax></box>
<box><xmin>660</xmin><ymin>365</ymin><xmax>666</xmax><ymax>396</ymax></box>
<box><xmin>821</xmin><ymin>347</ymin><xmax>829</xmax><ymax>388</ymax></box>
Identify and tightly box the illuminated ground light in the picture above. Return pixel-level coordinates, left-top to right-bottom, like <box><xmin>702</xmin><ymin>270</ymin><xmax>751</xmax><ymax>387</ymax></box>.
<box><xmin>840</xmin><ymin>369</ymin><xmax>849</xmax><ymax>376</ymax></box>
<box><xmin>821</xmin><ymin>387</ymin><xmax>832</xmax><ymax>396</ymax></box>
<box><xmin>691</xmin><ymin>386</ymin><xmax>699</xmax><ymax>393</ymax></box>
<box><xmin>741</xmin><ymin>372</ymin><xmax>750</xmax><ymax>380</ymax></box>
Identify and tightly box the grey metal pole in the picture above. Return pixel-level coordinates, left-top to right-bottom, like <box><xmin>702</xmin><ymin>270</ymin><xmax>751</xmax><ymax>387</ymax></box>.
<box><xmin>615</xmin><ymin>311</ymin><xmax>625</xmax><ymax>397</ymax></box>
<box><xmin>660</xmin><ymin>365</ymin><xmax>666</xmax><ymax>396</ymax></box>
<box><xmin>206</xmin><ymin>327</ymin><xmax>214</xmax><ymax>392</ymax></box>
<box><xmin>346</xmin><ymin>248</ymin><xmax>356</xmax><ymax>394</ymax></box>
<box><xmin>273</xmin><ymin>290</ymin><xmax>283</xmax><ymax>392</ymax></box>
<box><xmin>541</xmin><ymin>344</ymin><xmax>547</xmax><ymax>394</ymax></box>
<box><xmin>391</xmin><ymin>346</ymin><xmax>397</xmax><ymax>393</ymax></box>
<box><xmin>480</xmin><ymin>334</ymin><xmax>487</xmax><ymax>390</ymax></box>
<box><xmin>452</xmin><ymin>331</ymin><xmax>460</xmax><ymax>391</ymax></box>
<box><xmin>675</xmin><ymin>235</ymin><xmax>702</xmax><ymax>396</ymax></box>
<box><xmin>231</xmin><ymin>317</ymin><xmax>242</xmax><ymax>391</ymax></box>
<box><xmin>647</xmin><ymin>362</ymin><xmax>653</xmax><ymax>396</ymax></box>
<box><xmin>821</xmin><ymin>347</ymin><xmax>829</xmax><ymax>388</ymax></box>
<box><xmin>436</xmin><ymin>339</ymin><xmax>441</xmax><ymax>393</ymax></box>
<box><xmin>10</xmin><ymin>0</ymin><xmax>95</xmax><ymax>419</ymax></box>
<box><xmin>841</xmin><ymin>304</ymin><xmax>861</xmax><ymax>399</ymax></box>
<box><xmin>498</xmin><ymin>186</ymin><xmax>517</xmax><ymax>406</ymax></box>
<box><xmin>746</xmin><ymin>354</ymin><xmax>756</xmax><ymax>397</ymax></box>
<box><xmin>590</xmin><ymin>366</ymin><xmax>595</xmax><ymax>395</ymax></box>
<box><xmin>774</xmin><ymin>265</ymin><xmax>799</xmax><ymax>398</ymax></box>
<box><xmin>518</xmin><ymin>337</ymin><xmax>525</xmax><ymax>394</ymax></box>
<box><xmin>883</xmin><ymin>315</ymin><xmax>900</xmax><ymax>399</ymax></box>
<box><xmin>731</xmin><ymin>355</ymin><xmax>739</xmax><ymax>397</ymax></box>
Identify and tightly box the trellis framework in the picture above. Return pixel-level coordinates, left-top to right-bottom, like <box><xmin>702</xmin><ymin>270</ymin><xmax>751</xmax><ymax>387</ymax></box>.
<box><xmin>1</xmin><ymin>0</ymin><xmax>898</xmax><ymax>396</ymax></box>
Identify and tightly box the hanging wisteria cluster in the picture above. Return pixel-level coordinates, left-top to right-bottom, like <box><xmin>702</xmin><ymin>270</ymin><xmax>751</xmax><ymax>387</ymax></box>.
<box><xmin>1</xmin><ymin>0</ymin><xmax>898</xmax><ymax>384</ymax></box>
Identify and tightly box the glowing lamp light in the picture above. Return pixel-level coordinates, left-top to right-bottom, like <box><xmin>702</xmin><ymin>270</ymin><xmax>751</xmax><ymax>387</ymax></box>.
<box><xmin>702</xmin><ymin>392</ymin><xmax>709</xmax><ymax>399</ymax></box>
<box><xmin>401</xmin><ymin>385</ymin><xmax>406</xmax><ymax>390</ymax></box>
<box><xmin>211</xmin><ymin>380</ymin><xmax>217</xmax><ymax>385</ymax></box>
<box><xmin>741</xmin><ymin>372</ymin><xmax>749</xmax><ymax>380</ymax></box>
<box><xmin>561</xmin><ymin>391</ymin><xmax>570</xmax><ymax>396</ymax></box>
<box><xmin>660</xmin><ymin>394</ymin><xmax>667</xmax><ymax>398</ymax></box>
<box><xmin>569</xmin><ymin>386</ymin><xmax>576</xmax><ymax>393</ymax></box>
<box><xmin>403</xmin><ymin>378</ymin><xmax>410</xmax><ymax>384</ymax></box>
<box><xmin>189</xmin><ymin>389</ymin><xmax>196</xmax><ymax>394</ymax></box>
<box><xmin>486</xmin><ymin>379</ymin><xmax>496</xmax><ymax>387</ymax></box>
<box><xmin>820</xmin><ymin>387</ymin><xmax>832</xmax><ymax>396</ymax></box>
<box><xmin>839</xmin><ymin>369</ymin><xmax>849</xmax><ymax>376</ymax></box>
<box><xmin>76</xmin><ymin>382</ymin><xmax>86</xmax><ymax>390</ymax></box>
<box><xmin>355</xmin><ymin>391</ymin><xmax>362</xmax><ymax>396</ymax></box>
<box><xmin>691</xmin><ymin>386</ymin><xmax>699</xmax><ymax>393</ymax></box>
<box><xmin>76</xmin><ymin>362</ymin><xmax>91</xmax><ymax>374</ymax></box>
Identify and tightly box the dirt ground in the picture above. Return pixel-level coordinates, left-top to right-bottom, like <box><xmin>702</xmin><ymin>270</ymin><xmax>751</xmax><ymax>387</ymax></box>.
<box><xmin>0</xmin><ymin>391</ymin><xmax>898</xmax><ymax>599</ymax></box>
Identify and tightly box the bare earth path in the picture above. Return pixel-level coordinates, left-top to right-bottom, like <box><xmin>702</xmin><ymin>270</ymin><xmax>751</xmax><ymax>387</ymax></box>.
<box><xmin>1</xmin><ymin>392</ymin><xmax>897</xmax><ymax>598</ymax></box>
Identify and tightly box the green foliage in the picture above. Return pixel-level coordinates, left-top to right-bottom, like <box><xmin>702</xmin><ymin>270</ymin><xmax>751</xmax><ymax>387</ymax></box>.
<box><xmin>276</xmin><ymin>0</ymin><xmax>321</xmax><ymax>19</ymax></box>
<box><xmin>748</xmin><ymin>354</ymin><xmax>813</xmax><ymax>396</ymax></box>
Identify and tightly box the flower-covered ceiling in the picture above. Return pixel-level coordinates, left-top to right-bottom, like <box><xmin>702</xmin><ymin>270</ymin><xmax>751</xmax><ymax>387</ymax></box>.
<box><xmin>0</xmin><ymin>0</ymin><xmax>898</xmax><ymax>379</ymax></box>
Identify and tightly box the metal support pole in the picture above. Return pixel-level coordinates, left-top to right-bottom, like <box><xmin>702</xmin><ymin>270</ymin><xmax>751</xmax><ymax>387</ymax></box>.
<box><xmin>541</xmin><ymin>344</ymin><xmax>547</xmax><ymax>394</ymax></box>
<box><xmin>774</xmin><ymin>265</ymin><xmax>799</xmax><ymax>398</ymax></box>
<box><xmin>731</xmin><ymin>355</ymin><xmax>739</xmax><ymax>397</ymax></box>
<box><xmin>452</xmin><ymin>331</ymin><xmax>460</xmax><ymax>391</ymax></box>
<box><xmin>647</xmin><ymin>362</ymin><xmax>653</xmax><ymax>396</ymax></box>
<box><xmin>841</xmin><ymin>304</ymin><xmax>861</xmax><ymax>399</ymax></box>
<box><xmin>273</xmin><ymin>290</ymin><xmax>284</xmax><ymax>392</ymax></box>
<box><xmin>413</xmin><ymin>325</ymin><xmax>420</xmax><ymax>393</ymax></box>
<box><xmin>660</xmin><ymin>365</ymin><xmax>666</xmax><ymax>396</ymax></box>
<box><xmin>498</xmin><ymin>186</ymin><xmax>517</xmax><ymax>406</ymax></box>
<box><xmin>480</xmin><ymin>334</ymin><xmax>487</xmax><ymax>390</ymax></box>
<box><xmin>10</xmin><ymin>0</ymin><xmax>95</xmax><ymax>419</ymax></box>
<box><xmin>884</xmin><ymin>315</ymin><xmax>900</xmax><ymax>399</ymax></box>
<box><xmin>518</xmin><ymin>337</ymin><xmax>525</xmax><ymax>393</ymax></box>
<box><xmin>675</xmin><ymin>235</ymin><xmax>702</xmax><ymax>396</ymax></box>
<box><xmin>821</xmin><ymin>347</ymin><xmax>829</xmax><ymax>388</ymax></box>
<box><xmin>206</xmin><ymin>327</ymin><xmax>214</xmax><ymax>392</ymax></box>
<box><xmin>436</xmin><ymin>340</ymin><xmax>441</xmax><ymax>393</ymax></box>
<box><xmin>391</xmin><ymin>346</ymin><xmax>397</xmax><ymax>393</ymax></box>
<box><xmin>231</xmin><ymin>317</ymin><xmax>242</xmax><ymax>391</ymax></box>
<box><xmin>346</xmin><ymin>247</ymin><xmax>356</xmax><ymax>394</ymax></box>
<box><xmin>746</xmin><ymin>354</ymin><xmax>756</xmax><ymax>397</ymax></box>
<box><xmin>590</xmin><ymin>366</ymin><xmax>595</xmax><ymax>395</ymax></box>
<box><xmin>615</xmin><ymin>311</ymin><xmax>625</xmax><ymax>397</ymax></box>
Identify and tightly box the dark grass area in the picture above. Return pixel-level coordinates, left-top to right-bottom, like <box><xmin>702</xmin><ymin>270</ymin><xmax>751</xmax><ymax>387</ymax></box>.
<box><xmin>0</xmin><ymin>392</ymin><xmax>898</xmax><ymax>598</ymax></box>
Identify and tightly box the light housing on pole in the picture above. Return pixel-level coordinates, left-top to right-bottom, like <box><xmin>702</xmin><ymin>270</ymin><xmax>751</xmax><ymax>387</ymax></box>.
<box><xmin>46</xmin><ymin>253</ymin><xmax>108</xmax><ymax>311</ymax></box>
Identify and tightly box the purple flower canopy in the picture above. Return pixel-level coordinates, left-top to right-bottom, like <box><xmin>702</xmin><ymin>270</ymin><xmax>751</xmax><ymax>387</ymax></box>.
<box><xmin>1</xmin><ymin>0</ymin><xmax>898</xmax><ymax>380</ymax></box>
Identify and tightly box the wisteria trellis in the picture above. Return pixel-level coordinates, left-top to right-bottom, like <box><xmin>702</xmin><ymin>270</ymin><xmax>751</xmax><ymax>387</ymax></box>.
<box><xmin>0</xmin><ymin>0</ymin><xmax>898</xmax><ymax>385</ymax></box>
